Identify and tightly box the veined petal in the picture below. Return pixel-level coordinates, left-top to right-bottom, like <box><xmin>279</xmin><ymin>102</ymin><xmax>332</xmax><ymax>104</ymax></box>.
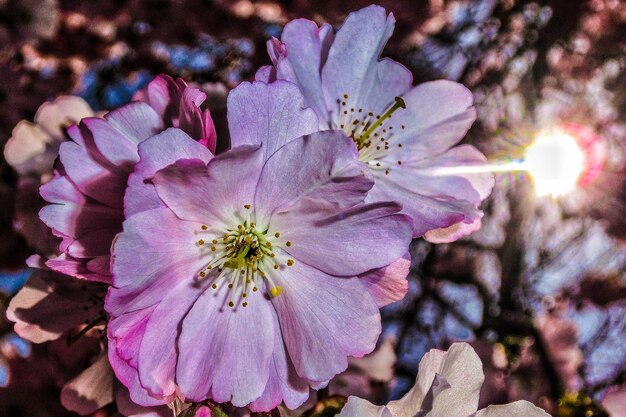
<box><xmin>40</xmin><ymin>202</ymin><xmax>122</xmax><ymax>257</ymax></box>
<box><xmin>227</xmin><ymin>81</ymin><xmax>318</xmax><ymax>160</ymax></box>
<box><xmin>125</xmin><ymin>128</ymin><xmax>213</xmax><ymax>217</ymax></box>
<box><xmin>279</xmin><ymin>19</ymin><xmax>334</xmax><ymax>123</ymax></box>
<box><xmin>136</xmin><ymin>280</ymin><xmax>206</xmax><ymax>400</ymax></box>
<box><xmin>384</xmin><ymin>145</ymin><xmax>492</xmax><ymax>203</ymax></box>
<box><xmin>46</xmin><ymin>254</ymin><xmax>112</xmax><ymax>283</ymax></box>
<box><xmin>108</xmin><ymin>208</ymin><xmax>206</xmax><ymax>315</ymax></box>
<box><xmin>58</xmin><ymin>140</ymin><xmax>127</xmax><ymax>208</ymax></box>
<box><xmin>321</xmin><ymin>5</ymin><xmax>412</xmax><ymax>120</ymax></box>
<box><xmin>248</xmin><ymin>309</ymin><xmax>310</xmax><ymax>412</ymax></box>
<box><xmin>271</xmin><ymin>260</ymin><xmax>381</xmax><ymax>382</ymax></box>
<box><xmin>108</xmin><ymin>312</ymin><xmax>169</xmax><ymax>407</ymax></box>
<box><xmin>254</xmin><ymin>131</ymin><xmax>373</xmax><ymax>226</ymax></box>
<box><xmin>360</xmin><ymin>255</ymin><xmax>410</xmax><ymax>308</ymax></box>
<box><xmin>152</xmin><ymin>146</ymin><xmax>262</xmax><ymax>226</ymax></box>
<box><xmin>272</xmin><ymin>202</ymin><xmax>411</xmax><ymax>276</ymax></box>
<box><xmin>103</xmin><ymin>102</ymin><xmax>164</xmax><ymax>147</ymax></box>
<box><xmin>386</xmin><ymin>81</ymin><xmax>476</xmax><ymax>159</ymax></box>
<box><xmin>177</xmin><ymin>284</ymin><xmax>274</xmax><ymax>406</ymax></box>
<box><xmin>366</xmin><ymin>174</ymin><xmax>480</xmax><ymax>238</ymax></box>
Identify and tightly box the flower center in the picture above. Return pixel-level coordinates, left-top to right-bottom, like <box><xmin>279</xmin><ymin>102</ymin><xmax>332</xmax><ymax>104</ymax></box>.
<box><xmin>335</xmin><ymin>94</ymin><xmax>407</xmax><ymax>176</ymax></box>
<box><xmin>194</xmin><ymin>204</ymin><xmax>294</xmax><ymax>309</ymax></box>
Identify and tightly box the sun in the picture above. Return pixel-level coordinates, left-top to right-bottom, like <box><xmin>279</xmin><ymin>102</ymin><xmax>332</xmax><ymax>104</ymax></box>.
<box><xmin>524</xmin><ymin>129</ymin><xmax>586</xmax><ymax>197</ymax></box>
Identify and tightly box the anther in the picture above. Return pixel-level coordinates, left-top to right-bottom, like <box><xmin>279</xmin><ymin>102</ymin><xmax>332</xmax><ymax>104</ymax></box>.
<box><xmin>286</xmin><ymin>241</ymin><xmax>292</xmax><ymax>247</ymax></box>
<box><xmin>287</xmin><ymin>259</ymin><xmax>295</xmax><ymax>266</ymax></box>
<box><xmin>201</xmin><ymin>225</ymin><xmax>208</xmax><ymax>230</ymax></box>
<box><xmin>198</xmin><ymin>239</ymin><xmax>205</xmax><ymax>245</ymax></box>
<box><xmin>274</xmin><ymin>232</ymin><xmax>280</xmax><ymax>238</ymax></box>
<box><xmin>270</xmin><ymin>286</ymin><xmax>282</xmax><ymax>297</ymax></box>
<box><xmin>244</xmin><ymin>204</ymin><xmax>251</xmax><ymax>209</ymax></box>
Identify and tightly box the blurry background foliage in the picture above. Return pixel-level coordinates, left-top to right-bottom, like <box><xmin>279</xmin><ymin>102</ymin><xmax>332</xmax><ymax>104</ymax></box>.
<box><xmin>0</xmin><ymin>1</ymin><xmax>624</xmax><ymax>416</ymax></box>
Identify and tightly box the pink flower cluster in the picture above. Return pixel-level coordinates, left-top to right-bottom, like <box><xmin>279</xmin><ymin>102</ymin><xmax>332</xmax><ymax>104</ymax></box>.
<box><xmin>5</xmin><ymin>5</ymin><xmax>515</xmax><ymax>416</ymax></box>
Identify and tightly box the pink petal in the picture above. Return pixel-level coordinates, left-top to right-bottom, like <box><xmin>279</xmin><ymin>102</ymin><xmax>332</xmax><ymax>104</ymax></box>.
<box><xmin>271</xmin><ymin>260</ymin><xmax>381</xmax><ymax>382</ymax></box>
<box><xmin>272</xmin><ymin>202</ymin><xmax>411</xmax><ymax>276</ymax></box>
<box><xmin>58</xmin><ymin>140</ymin><xmax>127</xmax><ymax>208</ymax></box>
<box><xmin>337</xmin><ymin>396</ymin><xmax>390</xmax><ymax>417</ymax></box>
<box><xmin>108</xmin><ymin>208</ymin><xmax>205</xmax><ymax>314</ymax></box>
<box><xmin>360</xmin><ymin>255</ymin><xmax>410</xmax><ymax>308</ymax></box>
<box><xmin>254</xmin><ymin>131</ymin><xmax>373</xmax><ymax>226</ymax></box>
<box><xmin>104</xmin><ymin>102</ymin><xmax>164</xmax><ymax>145</ymax></box>
<box><xmin>200</xmin><ymin>110</ymin><xmax>217</xmax><ymax>153</ymax></box>
<box><xmin>248</xmin><ymin>309</ymin><xmax>310</xmax><ymax>412</ymax></box>
<box><xmin>367</xmin><ymin>175</ymin><xmax>474</xmax><ymax>238</ymax></box>
<box><xmin>387</xmin><ymin>81</ymin><xmax>476</xmax><ymax>158</ymax></box>
<box><xmin>136</xmin><ymin>280</ymin><xmax>206</xmax><ymax>400</ymax></box>
<box><xmin>45</xmin><ymin>254</ymin><xmax>112</xmax><ymax>283</ymax></box>
<box><xmin>277</xmin><ymin>19</ymin><xmax>334</xmax><ymax>123</ymax></box>
<box><xmin>152</xmin><ymin>146</ymin><xmax>263</xmax><ymax>226</ymax></box>
<box><xmin>177</xmin><ymin>285</ymin><xmax>274</xmax><ymax>406</ymax></box>
<box><xmin>474</xmin><ymin>401</ymin><xmax>551</xmax><ymax>417</ymax></box>
<box><xmin>227</xmin><ymin>80</ymin><xmax>318</xmax><ymax>160</ymax></box>
<box><xmin>321</xmin><ymin>6</ymin><xmax>412</xmax><ymax>119</ymax></box>
<box><xmin>125</xmin><ymin>128</ymin><xmax>213</xmax><ymax>217</ymax></box>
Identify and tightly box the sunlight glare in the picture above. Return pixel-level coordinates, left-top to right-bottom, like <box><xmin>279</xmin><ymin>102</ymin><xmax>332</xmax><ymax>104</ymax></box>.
<box><xmin>523</xmin><ymin>130</ymin><xmax>585</xmax><ymax>197</ymax></box>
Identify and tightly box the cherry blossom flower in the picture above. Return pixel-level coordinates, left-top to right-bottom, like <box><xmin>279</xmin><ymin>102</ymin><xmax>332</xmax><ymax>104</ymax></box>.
<box><xmin>106</xmin><ymin>94</ymin><xmax>412</xmax><ymax>410</ymax></box>
<box><xmin>39</xmin><ymin>74</ymin><xmax>215</xmax><ymax>282</ymax></box>
<box><xmin>337</xmin><ymin>343</ymin><xmax>551</xmax><ymax>417</ymax></box>
<box><xmin>253</xmin><ymin>5</ymin><xmax>494</xmax><ymax>242</ymax></box>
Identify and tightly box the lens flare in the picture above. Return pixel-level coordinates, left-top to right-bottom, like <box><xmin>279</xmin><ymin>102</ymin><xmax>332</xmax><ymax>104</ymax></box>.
<box><xmin>523</xmin><ymin>130</ymin><xmax>585</xmax><ymax>197</ymax></box>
